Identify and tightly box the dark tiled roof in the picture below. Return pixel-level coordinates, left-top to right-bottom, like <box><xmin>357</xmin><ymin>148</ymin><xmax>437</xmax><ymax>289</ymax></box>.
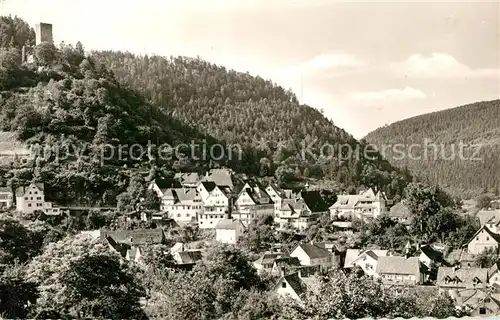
<box><xmin>201</xmin><ymin>181</ymin><xmax>217</xmax><ymax>192</ymax></box>
<box><xmin>294</xmin><ymin>243</ymin><xmax>332</xmax><ymax>259</ymax></box>
<box><xmin>283</xmin><ymin>272</ymin><xmax>307</xmax><ymax>297</ymax></box>
<box><xmin>299</xmin><ymin>191</ymin><xmax>329</xmax><ymax>213</ymax></box>
<box><xmin>202</xmin><ymin>169</ymin><xmax>234</xmax><ymax>188</ymax></box>
<box><xmin>419</xmin><ymin>244</ymin><xmax>443</xmax><ymax>261</ymax></box>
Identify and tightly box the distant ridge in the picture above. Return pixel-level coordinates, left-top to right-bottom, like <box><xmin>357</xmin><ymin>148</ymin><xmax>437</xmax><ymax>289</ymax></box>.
<box><xmin>365</xmin><ymin>99</ymin><xmax>500</xmax><ymax>198</ymax></box>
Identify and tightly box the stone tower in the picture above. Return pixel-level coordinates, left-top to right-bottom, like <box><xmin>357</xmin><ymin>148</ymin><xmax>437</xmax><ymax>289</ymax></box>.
<box><xmin>35</xmin><ymin>23</ymin><xmax>53</xmax><ymax>45</ymax></box>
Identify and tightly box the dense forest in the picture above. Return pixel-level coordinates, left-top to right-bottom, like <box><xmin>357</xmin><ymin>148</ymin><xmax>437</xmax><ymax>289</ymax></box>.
<box><xmin>365</xmin><ymin>100</ymin><xmax>500</xmax><ymax>199</ymax></box>
<box><xmin>0</xmin><ymin>15</ymin><xmax>413</xmax><ymax>205</ymax></box>
<box><xmin>90</xmin><ymin>50</ymin><xmax>412</xmax><ymax>198</ymax></box>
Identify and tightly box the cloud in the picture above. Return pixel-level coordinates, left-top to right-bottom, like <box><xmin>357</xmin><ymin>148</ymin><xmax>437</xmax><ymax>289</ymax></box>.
<box><xmin>395</xmin><ymin>53</ymin><xmax>499</xmax><ymax>78</ymax></box>
<box><xmin>346</xmin><ymin>86</ymin><xmax>426</xmax><ymax>107</ymax></box>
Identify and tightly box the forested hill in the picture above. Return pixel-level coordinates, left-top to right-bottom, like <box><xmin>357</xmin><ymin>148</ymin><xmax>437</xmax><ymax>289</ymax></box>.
<box><xmin>92</xmin><ymin>51</ymin><xmax>411</xmax><ymax>198</ymax></box>
<box><xmin>365</xmin><ymin>100</ymin><xmax>500</xmax><ymax>198</ymax></box>
<box><xmin>0</xmin><ymin>16</ymin><xmax>230</xmax><ymax>205</ymax></box>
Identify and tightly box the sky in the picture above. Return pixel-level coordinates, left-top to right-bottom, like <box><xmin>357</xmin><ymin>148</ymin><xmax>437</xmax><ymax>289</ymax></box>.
<box><xmin>1</xmin><ymin>0</ymin><xmax>499</xmax><ymax>138</ymax></box>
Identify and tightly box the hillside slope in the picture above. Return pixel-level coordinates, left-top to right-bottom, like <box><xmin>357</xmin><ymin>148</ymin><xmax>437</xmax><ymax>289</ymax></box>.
<box><xmin>92</xmin><ymin>51</ymin><xmax>411</xmax><ymax>198</ymax></box>
<box><xmin>365</xmin><ymin>100</ymin><xmax>500</xmax><ymax>198</ymax></box>
<box><xmin>0</xmin><ymin>17</ymin><xmax>228</xmax><ymax>205</ymax></box>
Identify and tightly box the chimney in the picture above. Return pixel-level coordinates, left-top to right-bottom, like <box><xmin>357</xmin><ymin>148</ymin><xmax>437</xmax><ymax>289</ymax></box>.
<box><xmin>35</xmin><ymin>23</ymin><xmax>53</xmax><ymax>45</ymax></box>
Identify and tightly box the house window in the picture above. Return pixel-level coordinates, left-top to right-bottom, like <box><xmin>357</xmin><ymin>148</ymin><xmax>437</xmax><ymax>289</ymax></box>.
<box><xmin>480</xmin><ymin>308</ymin><xmax>486</xmax><ymax>315</ymax></box>
<box><xmin>477</xmin><ymin>237</ymin><xmax>479</xmax><ymax>241</ymax></box>
<box><xmin>28</xmin><ymin>203</ymin><xmax>31</xmax><ymax>207</ymax></box>
<box><xmin>282</xmin><ymin>282</ymin><xmax>286</xmax><ymax>288</ymax></box>
<box><xmin>24</xmin><ymin>197</ymin><xmax>28</xmax><ymax>200</ymax></box>
<box><xmin>37</xmin><ymin>197</ymin><xmax>41</xmax><ymax>200</ymax></box>
<box><xmin>485</xmin><ymin>298</ymin><xmax>491</xmax><ymax>303</ymax></box>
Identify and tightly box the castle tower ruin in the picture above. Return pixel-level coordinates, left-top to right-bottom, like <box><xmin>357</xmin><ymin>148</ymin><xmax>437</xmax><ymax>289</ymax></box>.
<box><xmin>35</xmin><ymin>23</ymin><xmax>53</xmax><ymax>45</ymax></box>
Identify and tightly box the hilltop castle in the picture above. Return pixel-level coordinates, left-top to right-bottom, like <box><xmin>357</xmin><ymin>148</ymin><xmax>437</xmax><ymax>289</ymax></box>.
<box><xmin>22</xmin><ymin>22</ymin><xmax>53</xmax><ymax>63</ymax></box>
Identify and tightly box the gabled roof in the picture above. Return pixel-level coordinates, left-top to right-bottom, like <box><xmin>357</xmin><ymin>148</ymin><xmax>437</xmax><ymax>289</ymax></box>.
<box><xmin>255</xmin><ymin>252</ymin><xmax>286</xmax><ymax>266</ymax></box>
<box><xmin>15</xmin><ymin>182</ymin><xmax>44</xmax><ymax>197</ymax></box>
<box><xmin>437</xmin><ymin>267</ymin><xmax>488</xmax><ymax>288</ymax></box>
<box><xmin>126</xmin><ymin>247</ymin><xmax>141</xmax><ymax>261</ymax></box>
<box><xmin>163</xmin><ymin>188</ymin><xmax>200</xmax><ymax>203</ymax></box>
<box><xmin>174</xmin><ymin>250</ymin><xmax>203</xmax><ymax>265</ymax></box>
<box><xmin>292</xmin><ymin>243</ymin><xmax>332</xmax><ymax>259</ymax></box>
<box><xmin>153</xmin><ymin>177</ymin><xmax>173</xmax><ymax>189</ymax></box>
<box><xmin>489</xmin><ymin>260</ymin><xmax>500</xmax><ymax>276</ymax></box>
<box><xmin>282</xmin><ymin>272</ymin><xmax>308</xmax><ymax>297</ymax></box>
<box><xmin>238</xmin><ymin>181</ymin><xmax>274</xmax><ymax>205</ymax></box>
<box><xmin>298</xmin><ymin>191</ymin><xmax>329</xmax><ymax>213</ymax></box>
<box><xmin>202</xmin><ymin>168</ymin><xmax>234</xmax><ymax>188</ymax></box>
<box><xmin>388</xmin><ymin>202</ymin><xmax>412</xmax><ymax>219</ymax></box>
<box><xmin>200</xmin><ymin>181</ymin><xmax>217</xmax><ymax>192</ymax></box>
<box><xmin>274</xmin><ymin>256</ymin><xmax>301</xmax><ymax>268</ymax></box>
<box><xmin>419</xmin><ymin>244</ymin><xmax>443</xmax><ymax>262</ymax></box>
<box><xmin>466</xmin><ymin>225</ymin><xmax>500</xmax><ymax>246</ymax></box>
<box><xmin>345</xmin><ymin>249</ymin><xmax>388</xmax><ymax>268</ymax></box>
<box><xmin>376</xmin><ymin>256</ymin><xmax>420</xmax><ymax>277</ymax></box>
<box><xmin>215</xmin><ymin>218</ymin><xmax>245</xmax><ymax>230</ymax></box>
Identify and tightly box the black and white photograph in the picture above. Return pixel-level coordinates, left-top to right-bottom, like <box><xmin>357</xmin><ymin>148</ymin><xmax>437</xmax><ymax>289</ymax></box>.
<box><xmin>0</xmin><ymin>0</ymin><xmax>499</xmax><ymax>319</ymax></box>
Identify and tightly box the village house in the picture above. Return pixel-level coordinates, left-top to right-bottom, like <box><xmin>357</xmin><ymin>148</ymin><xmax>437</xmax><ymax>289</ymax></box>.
<box><xmin>376</xmin><ymin>256</ymin><xmax>423</xmax><ymax>285</ymax></box>
<box><xmin>386</xmin><ymin>202</ymin><xmax>412</xmax><ymax>226</ymax></box>
<box><xmin>265</xmin><ymin>183</ymin><xmax>294</xmax><ymax>215</ymax></box>
<box><xmin>329</xmin><ymin>188</ymin><xmax>388</xmax><ymax>220</ymax></box>
<box><xmin>100</xmin><ymin>228</ymin><xmax>166</xmax><ymax>246</ymax></box>
<box><xmin>436</xmin><ymin>266</ymin><xmax>488</xmax><ymax>295</ymax></box>
<box><xmin>455</xmin><ymin>290</ymin><xmax>500</xmax><ymax>317</ymax></box>
<box><xmin>271</xmin><ymin>257</ymin><xmax>302</xmax><ymax>277</ymax></box>
<box><xmin>488</xmin><ymin>261</ymin><xmax>500</xmax><ymax>287</ymax></box>
<box><xmin>290</xmin><ymin>242</ymin><xmax>333</xmax><ymax>268</ymax></box>
<box><xmin>276</xmin><ymin>191</ymin><xmax>329</xmax><ymax>233</ymax></box>
<box><xmin>215</xmin><ymin>217</ymin><xmax>245</xmax><ymax>244</ymax></box>
<box><xmin>174</xmin><ymin>172</ymin><xmax>201</xmax><ymax>188</ymax></box>
<box><xmin>466</xmin><ymin>225</ymin><xmax>500</xmax><ymax>255</ymax></box>
<box><xmin>172</xmin><ymin>250</ymin><xmax>203</xmax><ymax>269</ymax></box>
<box><xmin>343</xmin><ymin>249</ymin><xmax>389</xmax><ymax>277</ymax></box>
<box><xmin>418</xmin><ymin>244</ymin><xmax>444</xmax><ymax>268</ymax></box>
<box><xmin>148</xmin><ymin>177</ymin><xmax>175</xmax><ymax>201</ymax></box>
<box><xmin>253</xmin><ymin>251</ymin><xmax>286</xmax><ymax>274</ymax></box>
<box><xmin>162</xmin><ymin>187</ymin><xmax>203</xmax><ymax>225</ymax></box>
<box><xmin>15</xmin><ymin>183</ymin><xmax>61</xmax><ymax>215</ymax></box>
<box><xmin>0</xmin><ymin>187</ymin><xmax>13</xmax><ymax>208</ymax></box>
<box><xmin>197</xmin><ymin>181</ymin><xmax>232</xmax><ymax>228</ymax></box>
<box><xmin>274</xmin><ymin>269</ymin><xmax>321</xmax><ymax>302</ymax></box>
<box><xmin>234</xmin><ymin>180</ymin><xmax>274</xmax><ymax>226</ymax></box>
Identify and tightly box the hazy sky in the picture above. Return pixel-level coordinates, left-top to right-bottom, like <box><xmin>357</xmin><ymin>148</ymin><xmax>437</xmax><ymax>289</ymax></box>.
<box><xmin>2</xmin><ymin>0</ymin><xmax>499</xmax><ymax>138</ymax></box>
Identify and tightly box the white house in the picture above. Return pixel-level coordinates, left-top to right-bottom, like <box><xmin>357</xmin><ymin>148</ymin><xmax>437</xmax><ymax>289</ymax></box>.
<box><xmin>276</xmin><ymin>199</ymin><xmax>317</xmax><ymax>232</ymax></box>
<box><xmin>215</xmin><ymin>218</ymin><xmax>245</xmax><ymax>244</ymax></box>
<box><xmin>197</xmin><ymin>182</ymin><xmax>232</xmax><ymax>229</ymax></box>
<box><xmin>253</xmin><ymin>251</ymin><xmax>286</xmax><ymax>274</ymax></box>
<box><xmin>274</xmin><ymin>273</ymin><xmax>307</xmax><ymax>301</ymax></box>
<box><xmin>162</xmin><ymin>188</ymin><xmax>203</xmax><ymax>225</ymax></box>
<box><xmin>329</xmin><ymin>188</ymin><xmax>388</xmax><ymax>220</ymax></box>
<box><xmin>344</xmin><ymin>249</ymin><xmax>388</xmax><ymax>277</ymax></box>
<box><xmin>15</xmin><ymin>183</ymin><xmax>60</xmax><ymax>215</ymax></box>
<box><xmin>290</xmin><ymin>243</ymin><xmax>333</xmax><ymax>268</ymax></box>
<box><xmin>0</xmin><ymin>187</ymin><xmax>13</xmax><ymax>208</ymax></box>
<box><xmin>376</xmin><ymin>256</ymin><xmax>423</xmax><ymax>285</ymax></box>
<box><xmin>234</xmin><ymin>180</ymin><xmax>274</xmax><ymax>226</ymax></box>
<box><xmin>466</xmin><ymin>225</ymin><xmax>500</xmax><ymax>255</ymax></box>
<box><xmin>265</xmin><ymin>183</ymin><xmax>294</xmax><ymax>215</ymax></box>
<box><xmin>148</xmin><ymin>177</ymin><xmax>172</xmax><ymax>201</ymax></box>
